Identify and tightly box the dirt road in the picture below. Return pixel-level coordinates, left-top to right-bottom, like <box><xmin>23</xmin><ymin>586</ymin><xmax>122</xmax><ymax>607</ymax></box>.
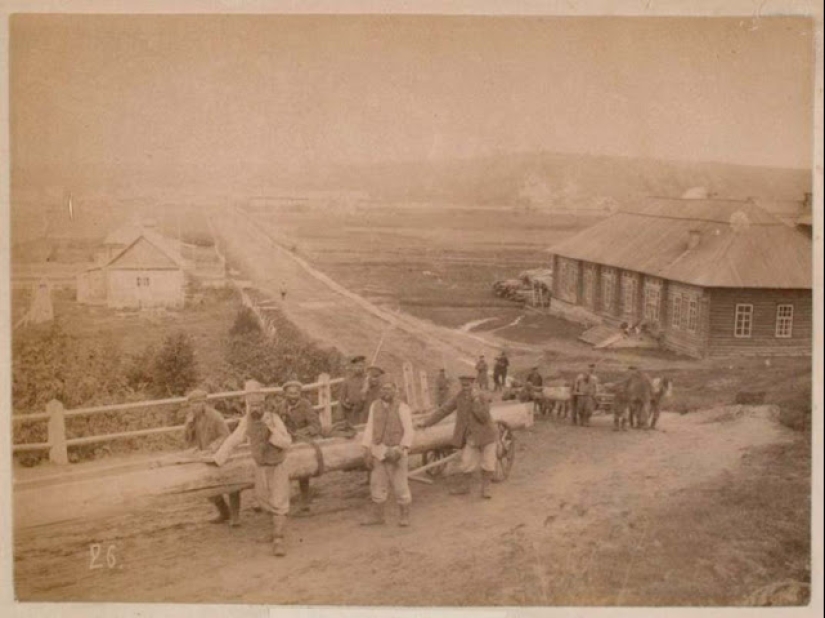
<box><xmin>14</xmin><ymin>406</ymin><xmax>808</xmax><ymax>605</ymax></box>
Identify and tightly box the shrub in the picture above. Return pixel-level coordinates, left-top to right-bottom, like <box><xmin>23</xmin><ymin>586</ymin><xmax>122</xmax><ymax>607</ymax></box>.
<box><xmin>150</xmin><ymin>332</ymin><xmax>199</xmax><ymax>398</ymax></box>
<box><xmin>229</xmin><ymin>306</ymin><xmax>262</xmax><ymax>337</ymax></box>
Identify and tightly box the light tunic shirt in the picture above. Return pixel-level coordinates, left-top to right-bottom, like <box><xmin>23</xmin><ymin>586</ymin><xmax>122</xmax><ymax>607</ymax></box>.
<box><xmin>213</xmin><ymin>410</ymin><xmax>292</xmax><ymax>467</ymax></box>
<box><xmin>361</xmin><ymin>399</ymin><xmax>415</xmax><ymax>461</ymax></box>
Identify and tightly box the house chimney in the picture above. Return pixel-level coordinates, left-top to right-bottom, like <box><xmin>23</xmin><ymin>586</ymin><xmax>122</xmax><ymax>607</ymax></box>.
<box><xmin>687</xmin><ymin>229</ymin><xmax>701</xmax><ymax>250</ymax></box>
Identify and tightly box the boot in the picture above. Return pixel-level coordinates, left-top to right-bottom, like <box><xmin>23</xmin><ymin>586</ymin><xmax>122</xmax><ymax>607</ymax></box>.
<box><xmin>480</xmin><ymin>471</ymin><xmax>493</xmax><ymax>500</ymax></box>
<box><xmin>208</xmin><ymin>496</ymin><xmax>231</xmax><ymax>524</ymax></box>
<box><xmin>228</xmin><ymin>492</ymin><xmax>241</xmax><ymax>528</ymax></box>
<box><xmin>271</xmin><ymin>514</ymin><xmax>287</xmax><ymax>557</ymax></box>
<box><xmin>449</xmin><ymin>473</ymin><xmax>472</xmax><ymax>495</ymax></box>
<box><xmin>360</xmin><ymin>501</ymin><xmax>386</xmax><ymax>526</ymax></box>
<box><xmin>398</xmin><ymin>503</ymin><xmax>411</xmax><ymax>527</ymax></box>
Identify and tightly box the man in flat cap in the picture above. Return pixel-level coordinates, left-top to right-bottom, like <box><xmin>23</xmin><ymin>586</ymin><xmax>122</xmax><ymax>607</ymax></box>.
<box><xmin>213</xmin><ymin>380</ymin><xmax>293</xmax><ymax>557</ymax></box>
<box><xmin>419</xmin><ymin>374</ymin><xmax>498</xmax><ymax>499</ymax></box>
<box><xmin>574</xmin><ymin>363</ymin><xmax>600</xmax><ymax>427</ymax></box>
<box><xmin>339</xmin><ymin>355</ymin><xmax>367</xmax><ymax>428</ymax></box>
<box><xmin>276</xmin><ymin>379</ymin><xmax>322</xmax><ymax>516</ymax></box>
<box><xmin>360</xmin><ymin>380</ymin><xmax>415</xmax><ymax>527</ymax></box>
<box><xmin>183</xmin><ymin>389</ymin><xmax>242</xmax><ymax>527</ymax></box>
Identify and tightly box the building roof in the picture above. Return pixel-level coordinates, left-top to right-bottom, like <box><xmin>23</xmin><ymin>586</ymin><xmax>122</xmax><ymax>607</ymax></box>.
<box><xmin>548</xmin><ymin>198</ymin><xmax>812</xmax><ymax>289</ymax></box>
<box><xmin>105</xmin><ymin>235</ymin><xmax>184</xmax><ymax>271</ymax></box>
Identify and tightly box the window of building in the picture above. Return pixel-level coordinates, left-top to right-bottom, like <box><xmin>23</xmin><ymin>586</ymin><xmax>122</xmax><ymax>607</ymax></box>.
<box><xmin>775</xmin><ymin>304</ymin><xmax>794</xmax><ymax>338</ymax></box>
<box><xmin>583</xmin><ymin>267</ymin><xmax>596</xmax><ymax>307</ymax></box>
<box><xmin>602</xmin><ymin>268</ymin><xmax>615</xmax><ymax>312</ymax></box>
<box><xmin>734</xmin><ymin>304</ymin><xmax>753</xmax><ymax>338</ymax></box>
<box><xmin>136</xmin><ymin>277</ymin><xmax>150</xmax><ymax>287</ymax></box>
<box><xmin>671</xmin><ymin>293</ymin><xmax>682</xmax><ymax>328</ymax></box>
<box><xmin>687</xmin><ymin>298</ymin><xmax>698</xmax><ymax>333</ymax></box>
<box><xmin>622</xmin><ymin>272</ymin><xmax>637</xmax><ymax>316</ymax></box>
<box><xmin>643</xmin><ymin>280</ymin><xmax>662</xmax><ymax>323</ymax></box>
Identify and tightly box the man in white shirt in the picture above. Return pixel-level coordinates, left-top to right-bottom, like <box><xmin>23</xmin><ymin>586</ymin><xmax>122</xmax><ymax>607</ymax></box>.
<box><xmin>213</xmin><ymin>380</ymin><xmax>293</xmax><ymax>557</ymax></box>
<box><xmin>360</xmin><ymin>379</ymin><xmax>415</xmax><ymax>527</ymax></box>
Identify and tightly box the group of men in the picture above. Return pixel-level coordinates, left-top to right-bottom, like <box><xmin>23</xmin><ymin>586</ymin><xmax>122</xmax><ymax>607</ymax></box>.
<box><xmin>182</xmin><ymin>354</ymin><xmax>501</xmax><ymax>558</ymax></box>
<box><xmin>474</xmin><ymin>351</ymin><xmax>510</xmax><ymax>392</ymax></box>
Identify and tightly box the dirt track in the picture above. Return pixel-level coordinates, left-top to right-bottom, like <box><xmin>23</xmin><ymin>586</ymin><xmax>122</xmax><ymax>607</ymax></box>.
<box><xmin>14</xmin><ymin>407</ymin><xmax>806</xmax><ymax>605</ymax></box>
<box><xmin>13</xmin><ymin>210</ymin><xmax>811</xmax><ymax>605</ymax></box>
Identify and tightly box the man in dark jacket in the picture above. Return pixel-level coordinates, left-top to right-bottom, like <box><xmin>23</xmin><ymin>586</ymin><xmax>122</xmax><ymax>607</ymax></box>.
<box><xmin>277</xmin><ymin>379</ymin><xmax>322</xmax><ymax>516</ymax></box>
<box><xmin>419</xmin><ymin>375</ymin><xmax>498</xmax><ymax>499</ymax></box>
<box><xmin>183</xmin><ymin>389</ymin><xmax>242</xmax><ymax>527</ymax></box>
<box><xmin>493</xmin><ymin>352</ymin><xmax>510</xmax><ymax>391</ymax></box>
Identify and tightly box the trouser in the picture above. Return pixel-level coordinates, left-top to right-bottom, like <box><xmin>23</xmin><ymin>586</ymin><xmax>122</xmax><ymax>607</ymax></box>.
<box><xmin>254</xmin><ymin>463</ymin><xmax>290</xmax><ymax>516</ymax></box>
<box><xmin>613</xmin><ymin>404</ymin><xmax>629</xmax><ymax>430</ymax></box>
<box><xmin>578</xmin><ymin>396</ymin><xmax>595</xmax><ymax>426</ymax></box>
<box><xmin>460</xmin><ymin>441</ymin><xmax>497</xmax><ymax>474</ymax></box>
<box><xmin>571</xmin><ymin>395</ymin><xmax>580</xmax><ymax>424</ymax></box>
<box><xmin>493</xmin><ymin>369</ymin><xmax>504</xmax><ymax>390</ymax></box>
<box><xmin>370</xmin><ymin>452</ymin><xmax>412</xmax><ymax>505</ymax></box>
<box><xmin>477</xmin><ymin>374</ymin><xmax>489</xmax><ymax>391</ymax></box>
<box><xmin>649</xmin><ymin>401</ymin><xmax>661</xmax><ymax>428</ymax></box>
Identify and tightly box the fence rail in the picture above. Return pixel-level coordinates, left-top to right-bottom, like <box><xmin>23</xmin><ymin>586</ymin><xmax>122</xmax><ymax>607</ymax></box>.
<box><xmin>12</xmin><ymin>376</ymin><xmax>344</xmax><ymax>464</ymax></box>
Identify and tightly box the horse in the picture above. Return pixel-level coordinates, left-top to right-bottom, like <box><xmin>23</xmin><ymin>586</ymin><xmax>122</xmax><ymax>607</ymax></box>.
<box><xmin>616</xmin><ymin>373</ymin><xmax>673</xmax><ymax>429</ymax></box>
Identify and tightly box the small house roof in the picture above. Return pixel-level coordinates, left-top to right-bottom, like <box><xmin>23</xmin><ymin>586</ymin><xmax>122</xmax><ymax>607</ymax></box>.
<box><xmin>548</xmin><ymin>198</ymin><xmax>812</xmax><ymax>289</ymax></box>
<box><xmin>105</xmin><ymin>234</ymin><xmax>184</xmax><ymax>271</ymax></box>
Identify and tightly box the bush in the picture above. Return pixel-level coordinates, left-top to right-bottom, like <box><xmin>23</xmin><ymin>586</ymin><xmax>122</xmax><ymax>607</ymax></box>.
<box><xmin>150</xmin><ymin>332</ymin><xmax>199</xmax><ymax>398</ymax></box>
<box><xmin>229</xmin><ymin>306</ymin><xmax>262</xmax><ymax>337</ymax></box>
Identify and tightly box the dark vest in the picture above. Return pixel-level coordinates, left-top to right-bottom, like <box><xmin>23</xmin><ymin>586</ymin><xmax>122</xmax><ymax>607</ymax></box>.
<box><xmin>372</xmin><ymin>399</ymin><xmax>405</xmax><ymax>447</ymax></box>
<box><xmin>247</xmin><ymin>415</ymin><xmax>287</xmax><ymax>466</ymax></box>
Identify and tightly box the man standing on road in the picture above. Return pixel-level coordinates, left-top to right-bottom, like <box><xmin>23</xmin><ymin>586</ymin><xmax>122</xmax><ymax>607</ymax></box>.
<box><xmin>277</xmin><ymin>380</ymin><xmax>322</xmax><ymax>516</ymax></box>
<box><xmin>182</xmin><ymin>389</ymin><xmax>242</xmax><ymax>527</ymax></box>
<box><xmin>213</xmin><ymin>380</ymin><xmax>293</xmax><ymax>557</ymax></box>
<box><xmin>418</xmin><ymin>375</ymin><xmax>498</xmax><ymax>499</ymax></box>
<box><xmin>576</xmin><ymin>364</ymin><xmax>600</xmax><ymax>427</ymax></box>
<box><xmin>339</xmin><ymin>355</ymin><xmax>367</xmax><ymax>428</ymax></box>
<box><xmin>493</xmin><ymin>351</ymin><xmax>510</xmax><ymax>391</ymax></box>
<box><xmin>475</xmin><ymin>355</ymin><xmax>489</xmax><ymax>391</ymax></box>
<box><xmin>525</xmin><ymin>366</ymin><xmax>543</xmax><ymax>388</ymax></box>
<box><xmin>435</xmin><ymin>368</ymin><xmax>451</xmax><ymax>407</ymax></box>
<box><xmin>360</xmin><ymin>380</ymin><xmax>415</xmax><ymax>527</ymax></box>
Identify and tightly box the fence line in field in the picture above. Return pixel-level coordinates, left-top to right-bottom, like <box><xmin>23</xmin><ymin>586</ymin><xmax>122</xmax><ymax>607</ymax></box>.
<box><xmin>12</xmin><ymin>375</ymin><xmax>343</xmax><ymax>465</ymax></box>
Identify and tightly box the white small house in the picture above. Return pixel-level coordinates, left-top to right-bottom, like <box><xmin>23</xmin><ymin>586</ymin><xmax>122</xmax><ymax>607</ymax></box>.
<box><xmin>77</xmin><ymin>233</ymin><xmax>185</xmax><ymax>309</ymax></box>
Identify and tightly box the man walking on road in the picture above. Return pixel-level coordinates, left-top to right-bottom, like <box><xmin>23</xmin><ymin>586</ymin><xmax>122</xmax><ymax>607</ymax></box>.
<box><xmin>360</xmin><ymin>380</ymin><xmax>415</xmax><ymax>527</ymax></box>
<box><xmin>475</xmin><ymin>355</ymin><xmax>489</xmax><ymax>391</ymax></box>
<box><xmin>493</xmin><ymin>351</ymin><xmax>510</xmax><ymax>391</ymax></box>
<box><xmin>419</xmin><ymin>375</ymin><xmax>498</xmax><ymax>499</ymax></box>
<box><xmin>213</xmin><ymin>380</ymin><xmax>293</xmax><ymax>557</ymax></box>
<box><xmin>277</xmin><ymin>380</ymin><xmax>322</xmax><ymax>516</ymax></box>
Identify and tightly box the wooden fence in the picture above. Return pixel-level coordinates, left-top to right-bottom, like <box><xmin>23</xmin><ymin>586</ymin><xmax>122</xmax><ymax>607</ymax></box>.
<box><xmin>11</xmin><ymin>375</ymin><xmax>343</xmax><ymax>465</ymax></box>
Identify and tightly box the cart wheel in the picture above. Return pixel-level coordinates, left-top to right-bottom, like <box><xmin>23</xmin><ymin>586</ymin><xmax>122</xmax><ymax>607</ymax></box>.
<box><xmin>493</xmin><ymin>422</ymin><xmax>516</xmax><ymax>482</ymax></box>
<box><xmin>422</xmin><ymin>448</ymin><xmax>456</xmax><ymax>478</ymax></box>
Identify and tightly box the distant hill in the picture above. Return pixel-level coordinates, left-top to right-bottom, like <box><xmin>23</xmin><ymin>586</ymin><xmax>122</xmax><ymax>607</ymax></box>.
<box><xmin>287</xmin><ymin>152</ymin><xmax>811</xmax><ymax>210</ymax></box>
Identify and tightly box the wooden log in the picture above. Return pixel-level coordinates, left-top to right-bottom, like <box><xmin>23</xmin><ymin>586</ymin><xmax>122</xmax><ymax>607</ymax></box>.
<box><xmin>13</xmin><ymin>402</ymin><xmax>532</xmax><ymax>530</ymax></box>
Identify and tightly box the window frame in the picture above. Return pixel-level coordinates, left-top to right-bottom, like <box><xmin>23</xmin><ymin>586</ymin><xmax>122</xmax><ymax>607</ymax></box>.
<box><xmin>775</xmin><ymin>304</ymin><xmax>794</xmax><ymax>338</ymax></box>
<box><xmin>622</xmin><ymin>272</ymin><xmax>637</xmax><ymax>316</ymax></box>
<box><xmin>734</xmin><ymin>303</ymin><xmax>754</xmax><ymax>338</ymax></box>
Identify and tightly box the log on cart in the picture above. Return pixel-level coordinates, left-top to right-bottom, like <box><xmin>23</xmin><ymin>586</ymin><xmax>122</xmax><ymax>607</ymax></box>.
<box><xmin>13</xmin><ymin>401</ymin><xmax>533</xmax><ymax>530</ymax></box>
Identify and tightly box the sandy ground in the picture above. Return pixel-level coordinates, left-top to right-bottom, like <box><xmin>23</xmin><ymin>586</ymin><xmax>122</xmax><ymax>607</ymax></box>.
<box><xmin>14</xmin><ymin>407</ymin><xmax>806</xmax><ymax>605</ymax></box>
<box><xmin>12</xmin><ymin>208</ymin><xmax>811</xmax><ymax>605</ymax></box>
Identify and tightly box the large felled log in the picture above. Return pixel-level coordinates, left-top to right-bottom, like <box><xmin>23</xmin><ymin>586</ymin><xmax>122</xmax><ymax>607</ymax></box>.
<box><xmin>14</xmin><ymin>402</ymin><xmax>533</xmax><ymax>530</ymax></box>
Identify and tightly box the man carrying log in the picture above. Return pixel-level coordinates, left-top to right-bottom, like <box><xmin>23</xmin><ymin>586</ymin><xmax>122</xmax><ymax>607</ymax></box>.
<box><xmin>339</xmin><ymin>355</ymin><xmax>367</xmax><ymax>428</ymax></box>
<box><xmin>418</xmin><ymin>375</ymin><xmax>498</xmax><ymax>499</ymax></box>
<box><xmin>213</xmin><ymin>380</ymin><xmax>293</xmax><ymax>557</ymax></box>
<box><xmin>182</xmin><ymin>389</ymin><xmax>241</xmax><ymax>527</ymax></box>
<box><xmin>276</xmin><ymin>379</ymin><xmax>322</xmax><ymax>516</ymax></box>
<box><xmin>360</xmin><ymin>380</ymin><xmax>415</xmax><ymax>527</ymax></box>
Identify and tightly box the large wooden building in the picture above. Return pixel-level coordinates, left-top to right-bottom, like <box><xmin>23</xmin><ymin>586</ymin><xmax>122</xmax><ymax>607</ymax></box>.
<box><xmin>546</xmin><ymin>198</ymin><xmax>813</xmax><ymax>358</ymax></box>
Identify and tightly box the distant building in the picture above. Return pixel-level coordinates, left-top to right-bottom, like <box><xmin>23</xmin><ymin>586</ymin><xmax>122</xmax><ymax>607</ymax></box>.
<box><xmin>546</xmin><ymin>198</ymin><xmax>812</xmax><ymax>358</ymax></box>
<box><xmin>77</xmin><ymin>233</ymin><xmax>185</xmax><ymax>309</ymax></box>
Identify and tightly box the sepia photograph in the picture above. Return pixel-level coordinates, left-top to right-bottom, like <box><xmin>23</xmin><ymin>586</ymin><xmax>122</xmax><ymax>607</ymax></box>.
<box><xmin>2</xmin><ymin>2</ymin><xmax>822</xmax><ymax>613</ymax></box>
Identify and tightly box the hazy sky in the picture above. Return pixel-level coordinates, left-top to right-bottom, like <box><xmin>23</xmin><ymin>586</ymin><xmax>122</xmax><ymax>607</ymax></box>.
<box><xmin>10</xmin><ymin>15</ymin><xmax>815</xmax><ymax>189</ymax></box>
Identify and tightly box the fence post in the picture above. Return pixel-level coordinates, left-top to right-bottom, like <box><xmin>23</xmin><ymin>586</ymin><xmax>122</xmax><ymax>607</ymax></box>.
<box><xmin>47</xmin><ymin>399</ymin><xmax>69</xmax><ymax>465</ymax></box>
<box><xmin>317</xmin><ymin>373</ymin><xmax>333</xmax><ymax>434</ymax></box>
<box><xmin>419</xmin><ymin>369</ymin><xmax>431</xmax><ymax>410</ymax></box>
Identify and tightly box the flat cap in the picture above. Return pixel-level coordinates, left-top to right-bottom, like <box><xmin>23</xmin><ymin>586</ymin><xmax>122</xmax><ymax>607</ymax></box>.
<box><xmin>282</xmin><ymin>380</ymin><xmax>303</xmax><ymax>390</ymax></box>
<box><xmin>187</xmin><ymin>389</ymin><xmax>208</xmax><ymax>401</ymax></box>
<box><xmin>367</xmin><ymin>365</ymin><xmax>385</xmax><ymax>375</ymax></box>
<box><xmin>350</xmin><ymin>355</ymin><xmax>366</xmax><ymax>364</ymax></box>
